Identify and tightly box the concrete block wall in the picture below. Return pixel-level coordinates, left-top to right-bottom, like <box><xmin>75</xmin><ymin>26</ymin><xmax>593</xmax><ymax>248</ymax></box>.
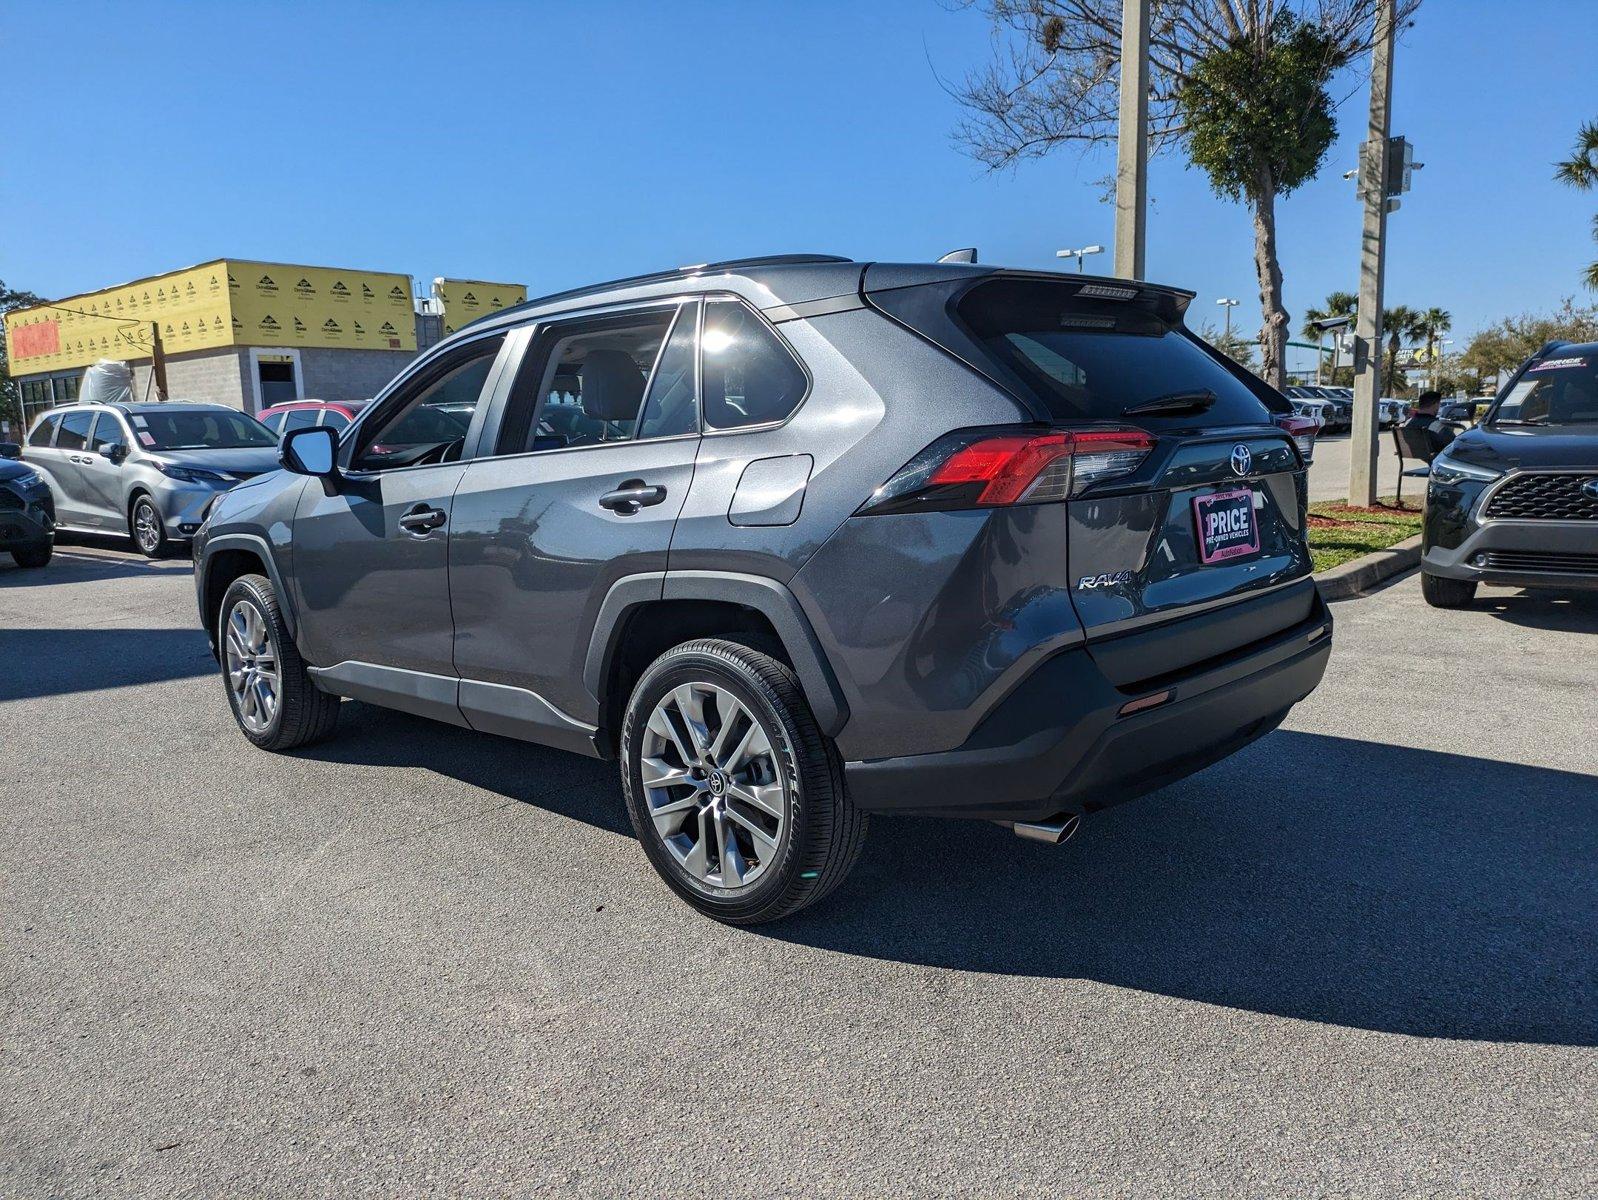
<box><xmin>298</xmin><ymin>347</ymin><xmax>416</xmax><ymax>406</ymax></box>
<box><xmin>132</xmin><ymin>349</ymin><xmax>249</xmax><ymax>409</ymax></box>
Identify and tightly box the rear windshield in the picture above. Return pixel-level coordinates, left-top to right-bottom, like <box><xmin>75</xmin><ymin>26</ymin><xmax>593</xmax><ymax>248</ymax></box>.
<box><xmin>133</xmin><ymin>409</ymin><xmax>277</xmax><ymax>450</ymax></box>
<box><xmin>953</xmin><ymin>279</ymin><xmax>1275</xmax><ymax>426</ymax></box>
<box><xmin>1491</xmin><ymin>353</ymin><xmax>1598</xmax><ymax>427</ymax></box>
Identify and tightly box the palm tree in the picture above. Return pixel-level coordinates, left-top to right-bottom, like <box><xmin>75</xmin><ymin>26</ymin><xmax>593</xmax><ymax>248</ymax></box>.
<box><xmin>1416</xmin><ymin>307</ymin><xmax>1452</xmax><ymax>390</ymax></box>
<box><xmin>1554</xmin><ymin>119</ymin><xmax>1598</xmax><ymax>289</ymax></box>
<box><xmin>1301</xmin><ymin>291</ymin><xmax>1358</xmax><ymax>382</ymax></box>
<box><xmin>1381</xmin><ymin>305</ymin><xmax>1424</xmax><ymax>390</ymax></box>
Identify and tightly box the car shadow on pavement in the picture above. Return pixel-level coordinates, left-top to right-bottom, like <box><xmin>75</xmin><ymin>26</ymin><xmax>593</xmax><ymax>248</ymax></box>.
<box><xmin>0</xmin><ymin>545</ymin><xmax>192</xmax><ymax>587</ymax></box>
<box><xmin>0</xmin><ymin>627</ymin><xmax>216</xmax><ymax>701</ymax></box>
<box><xmin>292</xmin><ymin>703</ymin><xmax>633</xmax><ymax>837</ymax></box>
<box><xmin>1473</xmin><ymin>588</ymin><xmax>1598</xmax><ymax>633</ymax></box>
<box><xmin>770</xmin><ymin>730</ymin><xmax>1598</xmax><ymax>1047</ymax></box>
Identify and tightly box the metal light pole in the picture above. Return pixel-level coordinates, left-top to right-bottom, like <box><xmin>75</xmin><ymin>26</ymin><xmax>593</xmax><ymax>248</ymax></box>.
<box><xmin>1056</xmin><ymin>245</ymin><xmax>1105</xmax><ymax>274</ymax></box>
<box><xmin>1216</xmin><ymin>297</ymin><xmax>1239</xmax><ymax>338</ymax></box>
<box><xmin>1114</xmin><ymin>0</ymin><xmax>1150</xmax><ymax>280</ymax></box>
<box><xmin>1350</xmin><ymin>0</ymin><xmax>1396</xmax><ymax>507</ymax></box>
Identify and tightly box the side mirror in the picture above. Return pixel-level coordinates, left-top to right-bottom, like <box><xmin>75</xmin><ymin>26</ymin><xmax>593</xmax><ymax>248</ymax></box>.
<box><xmin>100</xmin><ymin>442</ymin><xmax>126</xmax><ymax>463</ymax></box>
<box><xmin>280</xmin><ymin>425</ymin><xmax>339</xmax><ymax>478</ymax></box>
<box><xmin>0</xmin><ymin>442</ymin><xmax>20</xmax><ymax>460</ymax></box>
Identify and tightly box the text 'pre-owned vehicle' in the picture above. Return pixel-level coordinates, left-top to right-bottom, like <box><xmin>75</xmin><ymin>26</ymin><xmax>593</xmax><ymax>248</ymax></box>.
<box><xmin>23</xmin><ymin>402</ymin><xmax>280</xmax><ymax>557</ymax></box>
<box><xmin>1421</xmin><ymin>339</ymin><xmax>1598</xmax><ymax>606</ymax></box>
<box><xmin>195</xmin><ymin>254</ymin><xmax>1332</xmax><ymax>923</ymax></box>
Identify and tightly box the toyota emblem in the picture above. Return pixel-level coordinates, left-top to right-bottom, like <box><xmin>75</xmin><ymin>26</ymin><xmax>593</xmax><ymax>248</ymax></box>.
<box><xmin>1582</xmin><ymin>478</ymin><xmax>1598</xmax><ymax>501</ymax></box>
<box><xmin>1230</xmin><ymin>444</ymin><xmax>1253</xmax><ymax>477</ymax></box>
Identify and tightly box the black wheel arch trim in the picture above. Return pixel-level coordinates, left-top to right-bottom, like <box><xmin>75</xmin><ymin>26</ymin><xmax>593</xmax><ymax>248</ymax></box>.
<box><xmin>583</xmin><ymin>569</ymin><xmax>849</xmax><ymax>737</ymax></box>
<box><xmin>198</xmin><ymin>532</ymin><xmax>298</xmax><ymax>643</ymax></box>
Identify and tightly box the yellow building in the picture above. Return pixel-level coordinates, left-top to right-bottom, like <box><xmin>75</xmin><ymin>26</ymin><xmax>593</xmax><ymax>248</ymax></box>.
<box><xmin>6</xmin><ymin>260</ymin><xmax>526</xmax><ymax>425</ymax></box>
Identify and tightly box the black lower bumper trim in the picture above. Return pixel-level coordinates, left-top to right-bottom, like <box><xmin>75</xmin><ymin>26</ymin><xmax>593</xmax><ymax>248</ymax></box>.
<box><xmin>844</xmin><ymin>596</ymin><xmax>1332</xmax><ymax>822</ymax></box>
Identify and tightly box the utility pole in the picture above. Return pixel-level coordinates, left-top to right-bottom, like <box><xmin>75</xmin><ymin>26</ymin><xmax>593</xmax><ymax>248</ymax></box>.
<box><xmin>1114</xmin><ymin>0</ymin><xmax>1150</xmax><ymax>280</ymax></box>
<box><xmin>150</xmin><ymin>321</ymin><xmax>169</xmax><ymax>402</ymax></box>
<box><xmin>1217</xmin><ymin>297</ymin><xmax>1239</xmax><ymax>337</ymax></box>
<box><xmin>1349</xmin><ymin>0</ymin><xmax>1395</xmax><ymax>507</ymax></box>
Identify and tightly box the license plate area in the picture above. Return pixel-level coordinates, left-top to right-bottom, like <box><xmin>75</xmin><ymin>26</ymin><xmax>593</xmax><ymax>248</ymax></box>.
<box><xmin>1192</xmin><ymin>487</ymin><xmax>1260</xmax><ymax>564</ymax></box>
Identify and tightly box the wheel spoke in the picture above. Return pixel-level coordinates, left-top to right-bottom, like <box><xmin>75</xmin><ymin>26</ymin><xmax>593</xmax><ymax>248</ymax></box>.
<box><xmin>647</xmin><ymin>705</ymin><xmax>698</xmax><ymax>769</ymax></box>
<box><xmin>640</xmin><ymin>756</ymin><xmax>693</xmax><ymax>791</ymax></box>
<box><xmin>725</xmin><ymin>806</ymin><xmax>780</xmax><ymax>863</ymax></box>
<box><xmin>678</xmin><ymin>809</ymin><xmax>713</xmax><ymax>880</ymax></box>
<box><xmin>708</xmin><ymin>695</ymin><xmax>748</xmax><ymax>764</ymax></box>
<box><xmin>728</xmin><ymin>780</ymin><xmax>784</xmax><ymax>819</ymax></box>
<box><xmin>672</xmin><ymin>684</ymin><xmax>711</xmax><ymax>756</ymax></box>
<box><xmin>713</xmin><ymin>809</ymin><xmax>746</xmax><ymax>887</ymax></box>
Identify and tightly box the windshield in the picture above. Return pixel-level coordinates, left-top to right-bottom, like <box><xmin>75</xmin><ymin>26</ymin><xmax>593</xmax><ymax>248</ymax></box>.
<box><xmin>1491</xmin><ymin>353</ymin><xmax>1598</xmax><ymax>426</ymax></box>
<box><xmin>133</xmin><ymin>409</ymin><xmax>277</xmax><ymax>450</ymax></box>
<box><xmin>953</xmin><ymin>279</ymin><xmax>1274</xmax><ymax>426</ymax></box>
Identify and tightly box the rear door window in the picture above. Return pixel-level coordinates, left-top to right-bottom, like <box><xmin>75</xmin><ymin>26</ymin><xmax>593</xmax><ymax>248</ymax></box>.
<box><xmin>56</xmin><ymin>409</ymin><xmax>94</xmax><ymax>450</ymax></box>
<box><xmin>952</xmin><ymin>279</ymin><xmax>1274</xmax><ymax>427</ymax></box>
<box><xmin>281</xmin><ymin>409</ymin><xmax>320</xmax><ymax>434</ymax></box>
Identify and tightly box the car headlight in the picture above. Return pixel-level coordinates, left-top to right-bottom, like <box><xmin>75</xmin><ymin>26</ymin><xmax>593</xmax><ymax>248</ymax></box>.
<box><xmin>157</xmin><ymin>463</ymin><xmax>231</xmax><ymax>486</ymax></box>
<box><xmin>1430</xmin><ymin>453</ymin><xmax>1503</xmax><ymax>485</ymax></box>
<box><xmin>12</xmin><ymin>469</ymin><xmax>44</xmax><ymax>489</ymax></box>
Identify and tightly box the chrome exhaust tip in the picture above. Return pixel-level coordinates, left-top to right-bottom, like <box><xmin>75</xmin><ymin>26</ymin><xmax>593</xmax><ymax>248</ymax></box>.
<box><xmin>1000</xmin><ymin>815</ymin><xmax>1081</xmax><ymax>845</ymax></box>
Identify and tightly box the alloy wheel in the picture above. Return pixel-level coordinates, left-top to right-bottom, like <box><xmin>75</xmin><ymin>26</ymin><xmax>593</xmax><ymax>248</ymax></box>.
<box><xmin>639</xmin><ymin>681</ymin><xmax>787</xmax><ymax>890</ymax></box>
<box><xmin>225</xmin><ymin>599</ymin><xmax>280</xmax><ymax>734</ymax></box>
<box><xmin>134</xmin><ymin>501</ymin><xmax>161</xmax><ymax>553</ymax></box>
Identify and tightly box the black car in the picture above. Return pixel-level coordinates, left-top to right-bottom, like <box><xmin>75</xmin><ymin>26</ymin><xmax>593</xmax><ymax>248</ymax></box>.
<box><xmin>0</xmin><ymin>441</ymin><xmax>55</xmax><ymax>568</ymax></box>
<box><xmin>1421</xmin><ymin>340</ymin><xmax>1598</xmax><ymax>606</ymax></box>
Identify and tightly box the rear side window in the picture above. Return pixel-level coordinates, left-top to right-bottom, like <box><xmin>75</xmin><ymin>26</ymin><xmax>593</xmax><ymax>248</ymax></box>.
<box><xmin>28</xmin><ymin>415</ymin><xmax>60</xmax><ymax>446</ymax></box>
<box><xmin>260</xmin><ymin>411</ymin><xmax>286</xmax><ymax>434</ymax></box>
<box><xmin>953</xmin><ymin>279</ymin><xmax>1273</xmax><ymax>426</ymax></box>
<box><xmin>321</xmin><ymin>409</ymin><xmax>352</xmax><ymax>430</ymax></box>
<box><xmin>281</xmin><ymin>409</ymin><xmax>320</xmax><ymax>434</ymax></box>
<box><xmin>56</xmin><ymin>409</ymin><xmax>94</xmax><ymax>450</ymax></box>
<box><xmin>701</xmin><ymin>300</ymin><xmax>807</xmax><ymax>430</ymax></box>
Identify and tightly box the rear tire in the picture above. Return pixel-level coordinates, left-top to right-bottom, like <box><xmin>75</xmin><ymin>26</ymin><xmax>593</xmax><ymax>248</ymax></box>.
<box><xmin>620</xmin><ymin>638</ymin><xmax>867</xmax><ymax>925</ymax></box>
<box><xmin>219</xmin><ymin>573</ymin><xmax>341</xmax><ymax>751</ymax></box>
<box><xmin>131</xmin><ymin>495</ymin><xmax>169</xmax><ymax>558</ymax></box>
<box><xmin>1421</xmin><ymin>570</ymin><xmax>1477</xmax><ymax>609</ymax></box>
<box><xmin>11</xmin><ymin>543</ymin><xmax>52</xmax><ymax>569</ymax></box>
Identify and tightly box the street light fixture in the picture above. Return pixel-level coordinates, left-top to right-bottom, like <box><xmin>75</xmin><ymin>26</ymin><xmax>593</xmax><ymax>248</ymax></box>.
<box><xmin>1216</xmin><ymin>297</ymin><xmax>1239</xmax><ymax>337</ymax></box>
<box><xmin>1056</xmin><ymin>245</ymin><xmax>1104</xmax><ymax>273</ymax></box>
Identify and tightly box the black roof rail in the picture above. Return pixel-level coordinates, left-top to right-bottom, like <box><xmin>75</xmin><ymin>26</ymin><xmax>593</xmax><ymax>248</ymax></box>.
<box><xmin>485</xmin><ymin>253</ymin><xmax>855</xmax><ymax>326</ymax></box>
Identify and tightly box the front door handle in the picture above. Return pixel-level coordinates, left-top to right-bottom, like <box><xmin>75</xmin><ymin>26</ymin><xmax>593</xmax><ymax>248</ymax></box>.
<box><xmin>398</xmin><ymin>504</ymin><xmax>448</xmax><ymax>535</ymax></box>
<box><xmin>598</xmin><ymin>480</ymin><xmax>668</xmax><ymax>515</ymax></box>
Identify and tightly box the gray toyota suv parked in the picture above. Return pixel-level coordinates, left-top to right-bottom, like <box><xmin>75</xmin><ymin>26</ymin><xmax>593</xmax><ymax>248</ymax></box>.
<box><xmin>194</xmin><ymin>255</ymin><xmax>1331</xmax><ymax>923</ymax></box>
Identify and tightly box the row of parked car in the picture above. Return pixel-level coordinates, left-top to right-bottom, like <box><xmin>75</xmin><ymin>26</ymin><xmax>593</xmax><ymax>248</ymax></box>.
<box><xmin>1281</xmin><ymin>385</ymin><xmax>1409</xmax><ymax>434</ymax></box>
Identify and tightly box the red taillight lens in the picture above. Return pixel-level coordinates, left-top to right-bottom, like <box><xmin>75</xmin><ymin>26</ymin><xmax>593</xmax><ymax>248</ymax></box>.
<box><xmin>861</xmin><ymin>427</ymin><xmax>1156</xmax><ymax>516</ymax></box>
<box><xmin>1273</xmin><ymin>414</ymin><xmax>1319</xmax><ymax>463</ymax></box>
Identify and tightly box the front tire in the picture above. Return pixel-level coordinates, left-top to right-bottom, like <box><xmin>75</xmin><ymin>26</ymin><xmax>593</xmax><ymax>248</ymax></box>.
<box><xmin>131</xmin><ymin>495</ymin><xmax>168</xmax><ymax>558</ymax></box>
<box><xmin>10</xmin><ymin>543</ymin><xmax>52</xmax><ymax>569</ymax></box>
<box><xmin>1421</xmin><ymin>570</ymin><xmax>1477</xmax><ymax>609</ymax></box>
<box><xmin>620</xmin><ymin>639</ymin><xmax>867</xmax><ymax>925</ymax></box>
<box><xmin>219</xmin><ymin>573</ymin><xmax>341</xmax><ymax>751</ymax></box>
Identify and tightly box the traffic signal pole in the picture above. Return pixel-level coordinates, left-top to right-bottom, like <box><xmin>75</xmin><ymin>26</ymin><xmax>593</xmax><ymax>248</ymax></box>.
<box><xmin>1349</xmin><ymin>0</ymin><xmax>1396</xmax><ymax>507</ymax></box>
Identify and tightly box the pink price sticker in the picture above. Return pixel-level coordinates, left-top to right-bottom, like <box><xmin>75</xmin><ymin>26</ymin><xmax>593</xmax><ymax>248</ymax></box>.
<box><xmin>1529</xmin><ymin>357</ymin><xmax>1588</xmax><ymax>371</ymax></box>
<box><xmin>138</xmin><ymin>431</ymin><xmax>156</xmax><ymax>447</ymax></box>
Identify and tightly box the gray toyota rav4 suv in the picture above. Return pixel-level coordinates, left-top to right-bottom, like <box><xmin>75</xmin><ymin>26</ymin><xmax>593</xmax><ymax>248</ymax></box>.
<box><xmin>195</xmin><ymin>255</ymin><xmax>1331</xmax><ymax>923</ymax></box>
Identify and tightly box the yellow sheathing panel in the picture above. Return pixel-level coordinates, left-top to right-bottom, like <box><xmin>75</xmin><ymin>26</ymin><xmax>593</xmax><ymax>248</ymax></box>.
<box><xmin>434</xmin><ymin>278</ymin><xmax>527</xmax><ymax>336</ymax></box>
<box><xmin>4</xmin><ymin>260</ymin><xmax>417</xmax><ymax>375</ymax></box>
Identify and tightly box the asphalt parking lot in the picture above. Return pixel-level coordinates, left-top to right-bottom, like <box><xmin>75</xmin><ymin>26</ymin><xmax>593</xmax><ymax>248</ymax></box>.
<box><xmin>3</xmin><ymin>539</ymin><xmax>1595</xmax><ymax>1198</ymax></box>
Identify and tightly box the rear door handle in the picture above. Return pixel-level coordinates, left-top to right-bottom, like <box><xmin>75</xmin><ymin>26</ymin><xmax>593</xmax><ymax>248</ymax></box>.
<box><xmin>398</xmin><ymin>504</ymin><xmax>448</xmax><ymax>535</ymax></box>
<box><xmin>598</xmin><ymin>480</ymin><xmax>667</xmax><ymax>515</ymax></box>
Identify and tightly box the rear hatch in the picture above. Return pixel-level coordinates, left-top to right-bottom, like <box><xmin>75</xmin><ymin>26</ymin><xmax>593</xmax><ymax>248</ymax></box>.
<box><xmin>865</xmin><ymin>269</ymin><xmax>1316</xmax><ymax>688</ymax></box>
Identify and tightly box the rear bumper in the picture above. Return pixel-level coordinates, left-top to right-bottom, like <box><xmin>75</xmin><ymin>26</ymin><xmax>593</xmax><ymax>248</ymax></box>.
<box><xmin>844</xmin><ymin>591</ymin><xmax>1332</xmax><ymax>821</ymax></box>
<box><xmin>1423</xmin><ymin>519</ymin><xmax>1598</xmax><ymax>592</ymax></box>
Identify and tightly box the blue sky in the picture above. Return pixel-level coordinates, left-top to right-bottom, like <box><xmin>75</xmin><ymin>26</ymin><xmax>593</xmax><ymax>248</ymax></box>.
<box><xmin>4</xmin><ymin>0</ymin><xmax>1595</xmax><ymax>371</ymax></box>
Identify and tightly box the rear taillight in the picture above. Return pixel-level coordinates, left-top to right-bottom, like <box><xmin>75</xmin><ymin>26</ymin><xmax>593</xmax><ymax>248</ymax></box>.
<box><xmin>860</xmin><ymin>426</ymin><xmax>1156</xmax><ymax>516</ymax></box>
<box><xmin>1273</xmin><ymin>415</ymin><xmax>1319</xmax><ymax>463</ymax></box>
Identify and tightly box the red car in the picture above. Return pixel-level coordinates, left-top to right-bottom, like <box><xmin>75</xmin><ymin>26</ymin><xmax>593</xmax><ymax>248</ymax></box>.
<box><xmin>256</xmin><ymin>399</ymin><xmax>370</xmax><ymax>437</ymax></box>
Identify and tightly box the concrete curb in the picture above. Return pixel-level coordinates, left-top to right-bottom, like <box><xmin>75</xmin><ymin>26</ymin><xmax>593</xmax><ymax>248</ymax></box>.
<box><xmin>1313</xmin><ymin>533</ymin><xmax>1423</xmax><ymax>601</ymax></box>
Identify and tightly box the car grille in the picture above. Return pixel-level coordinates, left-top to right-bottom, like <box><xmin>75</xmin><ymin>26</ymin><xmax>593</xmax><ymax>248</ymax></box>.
<box><xmin>1482</xmin><ymin>472</ymin><xmax>1598</xmax><ymax>521</ymax></box>
<box><xmin>0</xmin><ymin>488</ymin><xmax>20</xmax><ymax>510</ymax></box>
<box><xmin>1481</xmin><ymin>549</ymin><xmax>1598</xmax><ymax>576</ymax></box>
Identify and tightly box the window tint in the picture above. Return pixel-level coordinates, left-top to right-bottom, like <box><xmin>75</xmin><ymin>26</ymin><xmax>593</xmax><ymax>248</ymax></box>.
<box><xmin>281</xmin><ymin>409</ymin><xmax>320</xmax><ymax>434</ymax></box>
<box><xmin>28</xmin><ymin>414</ymin><xmax>60</xmax><ymax>447</ymax></box>
<box><xmin>352</xmin><ymin>335</ymin><xmax>504</xmax><ymax>471</ymax></box>
<box><xmin>701</xmin><ymin>301</ymin><xmax>807</xmax><ymax>429</ymax></box>
<box><xmin>637</xmin><ymin>303</ymin><xmax>699</xmax><ymax>440</ymax></box>
<box><xmin>260</xmin><ymin>411</ymin><xmax>286</xmax><ymax>434</ymax></box>
<box><xmin>498</xmin><ymin>309</ymin><xmax>675</xmax><ymax>454</ymax></box>
<box><xmin>56</xmin><ymin>409</ymin><xmax>94</xmax><ymax>450</ymax></box>
<box><xmin>953</xmin><ymin>279</ymin><xmax>1272</xmax><ymax>427</ymax></box>
<box><xmin>135</xmin><ymin>409</ymin><xmax>276</xmax><ymax>450</ymax></box>
<box><xmin>89</xmin><ymin>412</ymin><xmax>126</xmax><ymax>451</ymax></box>
<box><xmin>321</xmin><ymin>409</ymin><xmax>352</xmax><ymax>430</ymax></box>
<box><xmin>1492</xmin><ymin>354</ymin><xmax>1598</xmax><ymax>426</ymax></box>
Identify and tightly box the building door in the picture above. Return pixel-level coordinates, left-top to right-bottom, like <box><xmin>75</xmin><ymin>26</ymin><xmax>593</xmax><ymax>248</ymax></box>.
<box><xmin>257</xmin><ymin>355</ymin><xmax>298</xmax><ymax>408</ymax></box>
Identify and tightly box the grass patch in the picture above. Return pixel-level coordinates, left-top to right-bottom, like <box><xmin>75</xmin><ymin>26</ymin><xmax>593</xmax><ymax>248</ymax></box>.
<box><xmin>1307</xmin><ymin>499</ymin><xmax>1424</xmax><ymax>572</ymax></box>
